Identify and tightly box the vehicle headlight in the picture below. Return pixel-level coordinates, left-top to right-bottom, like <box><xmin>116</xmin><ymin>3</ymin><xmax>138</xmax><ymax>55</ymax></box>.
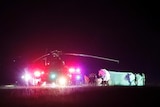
<box><xmin>58</xmin><ymin>77</ymin><xmax>67</xmax><ymax>86</ymax></box>
<box><xmin>21</xmin><ymin>73</ymin><xmax>31</xmax><ymax>81</ymax></box>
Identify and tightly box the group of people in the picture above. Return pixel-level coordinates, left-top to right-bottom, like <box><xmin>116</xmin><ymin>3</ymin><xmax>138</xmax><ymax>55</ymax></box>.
<box><xmin>84</xmin><ymin>69</ymin><xmax>111</xmax><ymax>86</ymax></box>
<box><xmin>84</xmin><ymin>69</ymin><xmax>145</xmax><ymax>86</ymax></box>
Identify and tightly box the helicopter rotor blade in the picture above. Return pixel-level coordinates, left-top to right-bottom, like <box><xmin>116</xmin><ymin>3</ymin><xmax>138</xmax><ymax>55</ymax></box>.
<box><xmin>33</xmin><ymin>50</ymin><xmax>119</xmax><ymax>63</ymax></box>
<box><xmin>33</xmin><ymin>53</ymin><xmax>50</xmax><ymax>63</ymax></box>
<box><xmin>64</xmin><ymin>53</ymin><xmax>119</xmax><ymax>63</ymax></box>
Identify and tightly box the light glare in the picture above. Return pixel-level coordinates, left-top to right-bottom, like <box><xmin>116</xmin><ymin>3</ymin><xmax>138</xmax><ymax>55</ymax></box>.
<box><xmin>69</xmin><ymin>68</ymin><xmax>75</xmax><ymax>73</ymax></box>
<box><xmin>59</xmin><ymin>77</ymin><xmax>67</xmax><ymax>85</ymax></box>
<box><xmin>34</xmin><ymin>71</ymin><xmax>41</xmax><ymax>77</ymax></box>
<box><xmin>76</xmin><ymin>75</ymin><xmax>81</xmax><ymax>80</ymax></box>
<box><xmin>76</xmin><ymin>68</ymin><xmax>80</xmax><ymax>73</ymax></box>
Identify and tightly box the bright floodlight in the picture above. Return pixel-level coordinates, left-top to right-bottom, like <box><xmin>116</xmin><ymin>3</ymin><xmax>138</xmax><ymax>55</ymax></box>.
<box><xmin>34</xmin><ymin>71</ymin><xmax>41</xmax><ymax>77</ymax></box>
<box><xmin>22</xmin><ymin>73</ymin><xmax>31</xmax><ymax>81</ymax></box>
<box><xmin>58</xmin><ymin>77</ymin><xmax>67</xmax><ymax>86</ymax></box>
<box><xmin>69</xmin><ymin>68</ymin><xmax>75</xmax><ymax>73</ymax></box>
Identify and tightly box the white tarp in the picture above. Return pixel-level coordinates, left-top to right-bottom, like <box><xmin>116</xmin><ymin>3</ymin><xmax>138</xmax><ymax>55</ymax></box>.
<box><xmin>108</xmin><ymin>71</ymin><xmax>145</xmax><ymax>86</ymax></box>
<box><xmin>98</xmin><ymin>69</ymin><xmax>110</xmax><ymax>81</ymax></box>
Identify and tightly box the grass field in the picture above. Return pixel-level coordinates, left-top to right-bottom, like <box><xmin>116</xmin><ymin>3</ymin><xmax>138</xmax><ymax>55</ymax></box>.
<box><xmin>0</xmin><ymin>86</ymin><xmax>160</xmax><ymax>107</ymax></box>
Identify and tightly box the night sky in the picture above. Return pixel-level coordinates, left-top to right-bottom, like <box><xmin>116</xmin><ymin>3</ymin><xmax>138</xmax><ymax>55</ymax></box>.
<box><xmin>0</xmin><ymin>1</ymin><xmax>159</xmax><ymax>85</ymax></box>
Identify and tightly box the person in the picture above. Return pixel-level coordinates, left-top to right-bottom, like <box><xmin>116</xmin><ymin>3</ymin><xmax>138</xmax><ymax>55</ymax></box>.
<box><xmin>89</xmin><ymin>73</ymin><xmax>97</xmax><ymax>85</ymax></box>
<box><xmin>125</xmin><ymin>73</ymin><xmax>132</xmax><ymax>85</ymax></box>
<box><xmin>142</xmin><ymin>73</ymin><xmax>145</xmax><ymax>86</ymax></box>
<box><xmin>84</xmin><ymin>75</ymin><xmax>90</xmax><ymax>84</ymax></box>
<box><xmin>98</xmin><ymin>69</ymin><xmax>110</xmax><ymax>86</ymax></box>
<box><xmin>135</xmin><ymin>73</ymin><xmax>145</xmax><ymax>86</ymax></box>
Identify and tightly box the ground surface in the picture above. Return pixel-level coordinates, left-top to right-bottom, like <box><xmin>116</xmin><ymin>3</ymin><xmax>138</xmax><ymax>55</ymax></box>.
<box><xmin>0</xmin><ymin>85</ymin><xmax>160</xmax><ymax>107</ymax></box>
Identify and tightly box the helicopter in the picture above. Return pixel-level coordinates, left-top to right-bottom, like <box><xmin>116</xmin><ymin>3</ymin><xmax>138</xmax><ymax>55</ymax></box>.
<box><xmin>21</xmin><ymin>50</ymin><xmax>120</xmax><ymax>86</ymax></box>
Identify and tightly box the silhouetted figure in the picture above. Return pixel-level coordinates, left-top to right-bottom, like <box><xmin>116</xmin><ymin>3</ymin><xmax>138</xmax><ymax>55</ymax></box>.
<box><xmin>89</xmin><ymin>73</ymin><xmax>97</xmax><ymax>85</ymax></box>
<box><xmin>125</xmin><ymin>73</ymin><xmax>131</xmax><ymax>85</ymax></box>
<box><xmin>135</xmin><ymin>73</ymin><xmax>138</xmax><ymax>86</ymax></box>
